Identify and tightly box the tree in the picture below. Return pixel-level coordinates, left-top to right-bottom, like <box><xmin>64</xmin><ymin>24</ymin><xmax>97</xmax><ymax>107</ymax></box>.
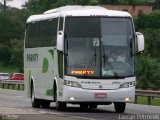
<box><xmin>99</xmin><ymin>0</ymin><xmax>120</xmax><ymax>4</ymax></box>
<box><xmin>10</xmin><ymin>39</ymin><xmax>23</xmax><ymax>72</ymax></box>
<box><xmin>134</xmin><ymin>12</ymin><xmax>160</xmax><ymax>30</ymax></box>
<box><xmin>0</xmin><ymin>12</ymin><xmax>13</xmax><ymax>45</ymax></box>
<box><xmin>0</xmin><ymin>44</ymin><xmax>11</xmax><ymax>66</ymax></box>
<box><xmin>136</xmin><ymin>55</ymin><xmax>160</xmax><ymax>90</ymax></box>
<box><xmin>24</xmin><ymin>0</ymin><xmax>100</xmax><ymax>13</ymax></box>
<box><xmin>134</xmin><ymin>12</ymin><xmax>160</xmax><ymax>90</ymax></box>
<box><xmin>0</xmin><ymin>9</ymin><xmax>30</xmax><ymax>68</ymax></box>
<box><xmin>51</xmin><ymin>0</ymin><xmax>76</xmax><ymax>8</ymax></box>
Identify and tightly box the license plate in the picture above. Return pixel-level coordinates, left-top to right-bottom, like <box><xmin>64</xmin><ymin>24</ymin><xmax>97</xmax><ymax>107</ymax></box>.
<box><xmin>95</xmin><ymin>93</ymin><xmax>107</xmax><ymax>98</ymax></box>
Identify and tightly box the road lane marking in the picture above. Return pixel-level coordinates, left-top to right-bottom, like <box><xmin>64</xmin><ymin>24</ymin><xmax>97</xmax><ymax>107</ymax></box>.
<box><xmin>16</xmin><ymin>96</ymin><xmax>24</xmax><ymax>97</ymax></box>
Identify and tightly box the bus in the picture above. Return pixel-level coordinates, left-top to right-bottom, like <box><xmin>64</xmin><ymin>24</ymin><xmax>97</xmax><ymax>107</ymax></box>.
<box><xmin>24</xmin><ymin>6</ymin><xmax>144</xmax><ymax>113</ymax></box>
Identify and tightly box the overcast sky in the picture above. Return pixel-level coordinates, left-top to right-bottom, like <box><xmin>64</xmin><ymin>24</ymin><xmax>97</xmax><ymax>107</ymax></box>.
<box><xmin>0</xmin><ymin>0</ymin><xmax>28</xmax><ymax>9</ymax></box>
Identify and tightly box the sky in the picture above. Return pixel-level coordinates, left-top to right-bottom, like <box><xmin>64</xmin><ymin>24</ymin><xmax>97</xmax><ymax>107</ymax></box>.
<box><xmin>0</xmin><ymin>0</ymin><xmax>28</xmax><ymax>9</ymax></box>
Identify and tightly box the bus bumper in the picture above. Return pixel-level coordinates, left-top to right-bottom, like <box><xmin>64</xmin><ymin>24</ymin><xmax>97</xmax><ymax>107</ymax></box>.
<box><xmin>61</xmin><ymin>86</ymin><xmax>135</xmax><ymax>103</ymax></box>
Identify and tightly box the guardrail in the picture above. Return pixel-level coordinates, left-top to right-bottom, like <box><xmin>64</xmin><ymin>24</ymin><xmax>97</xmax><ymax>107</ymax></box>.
<box><xmin>0</xmin><ymin>80</ymin><xmax>24</xmax><ymax>90</ymax></box>
<box><xmin>135</xmin><ymin>89</ymin><xmax>160</xmax><ymax>105</ymax></box>
<box><xmin>0</xmin><ymin>80</ymin><xmax>159</xmax><ymax>105</ymax></box>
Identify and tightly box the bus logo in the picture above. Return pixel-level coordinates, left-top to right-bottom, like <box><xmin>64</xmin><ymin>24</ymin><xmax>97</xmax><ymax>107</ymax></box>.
<box><xmin>99</xmin><ymin>85</ymin><xmax>102</xmax><ymax>89</ymax></box>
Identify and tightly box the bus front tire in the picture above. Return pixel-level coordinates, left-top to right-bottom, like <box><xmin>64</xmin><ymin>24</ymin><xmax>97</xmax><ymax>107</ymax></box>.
<box><xmin>89</xmin><ymin>104</ymin><xmax>97</xmax><ymax>109</ymax></box>
<box><xmin>80</xmin><ymin>103</ymin><xmax>88</xmax><ymax>109</ymax></box>
<box><xmin>114</xmin><ymin>102</ymin><xmax>126</xmax><ymax>113</ymax></box>
<box><xmin>31</xmin><ymin>84</ymin><xmax>40</xmax><ymax>108</ymax></box>
<box><xmin>54</xmin><ymin>87</ymin><xmax>66</xmax><ymax>111</ymax></box>
<box><xmin>56</xmin><ymin>102</ymin><xmax>66</xmax><ymax>111</ymax></box>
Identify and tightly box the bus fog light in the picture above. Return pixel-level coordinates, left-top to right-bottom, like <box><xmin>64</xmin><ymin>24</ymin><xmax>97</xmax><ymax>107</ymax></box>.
<box><xmin>69</xmin><ymin>97</ymin><xmax>75</xmax><ymax>101</ymax></box>
<box><xmin>125</xmin><ymin>97</ymin><xmax>131</xmax><ymax>102</ymax></box>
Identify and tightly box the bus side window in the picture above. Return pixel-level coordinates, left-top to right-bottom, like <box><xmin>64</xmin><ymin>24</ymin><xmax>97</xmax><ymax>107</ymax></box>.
<box><xmin>50</xmin><ymin>18</ymin><xmax>58</xmax><ymax>46</ymax></box>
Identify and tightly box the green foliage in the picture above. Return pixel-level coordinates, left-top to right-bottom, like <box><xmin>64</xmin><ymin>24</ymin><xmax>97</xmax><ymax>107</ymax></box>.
<box><xmin>0</xmin><ymin>65</ymin><xmax>19</xmax><ymax>74</ymax></box>
<box><xmin>10</xmin><ymin>39</ymin><xmax>24</xmax><ymax>72</ymax></box>
<box><xmin>142</xmin><ymin>29</ymin><xmax>160</xmax><ymax>58</ymax></box>
<box><xmin>51</xmin><ymin>0</ymin><xmax>76</xmax><ymax>9</ymax></box>
<box><xmin>136</xmin><ymin>55</ymin><xmax>160</xmax><ymax>89</ymax></box>
<box><xmin>0</xmin><ymin>9</ymin><xmax>30</xmax><ymax>72</ymax></box>
<box><xmin>0</xmin><ymin>44</ymin><xmax>11</xmax><ymax>66</ymax></box>
<box><xmin>0</xmin><ymin>12</ymin><xmax>13</xmax><ymax>45</ymax></box>
<box><xmin>135</xmin><ymin>12</ymin><xmax>160</xmax><ymax>90</ymax></box>
<box><xmin>135</xmin><ymin>12</ymin><xmax>160</xmax><ymax>30</ymax></box>
<box><xmin>25</xmin><ymin>0</ymin><xmax>99</xmax><ymax>13</ymax></box>
<box><xmin>0</xmin><ymin>10</ymin><xmax>29</xmax><ymax>43</ymax></box>
<box><xmin>99</xmin><ymin>0</ymin><xmax>147</xmax><ymax>4</ymax></box>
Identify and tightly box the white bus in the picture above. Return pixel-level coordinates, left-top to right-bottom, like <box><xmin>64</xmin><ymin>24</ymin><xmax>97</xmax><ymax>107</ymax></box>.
<box><xmin>24</xmin><ymin>6</ymin><xmax>144</xmax><ymax>113</ymax></box>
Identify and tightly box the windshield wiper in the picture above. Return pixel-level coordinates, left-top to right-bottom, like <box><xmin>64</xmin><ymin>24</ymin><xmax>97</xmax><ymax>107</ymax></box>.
<box><xmin>83</xmin><ymin>42</ymin><xmax>97</xmax><ymax>77</ymax></box>
<box><xmin>103</xmin><ymin>45</ymin><xmax>107</xmax><ymax>66</ymax></box>
<box><xmin>102</xmin><ymin>44</ymin><xmax>118</xmax><ymax>78</ymax></box>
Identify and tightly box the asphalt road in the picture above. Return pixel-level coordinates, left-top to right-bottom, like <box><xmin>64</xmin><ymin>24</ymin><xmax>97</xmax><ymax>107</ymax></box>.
<box><xmin>0</xmin><ymin>88</ymin><xmax>160</xmax><ymax>120</ymax></box>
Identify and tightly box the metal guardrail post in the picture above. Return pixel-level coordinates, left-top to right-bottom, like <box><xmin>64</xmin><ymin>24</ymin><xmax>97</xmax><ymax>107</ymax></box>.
<box><xmin>2</xmin><ymin>83</ymin><xmax>5</xmax><ymax>89</ymax></box>
<box><xmin>148</xmin><ymin>97</ymin><xmax>151</xmax><ymax>105</ymax></box>
<box><xmin>135</xmin><ymin>95</ymin><xmax>137</xmax><ymax>104</ymax></box>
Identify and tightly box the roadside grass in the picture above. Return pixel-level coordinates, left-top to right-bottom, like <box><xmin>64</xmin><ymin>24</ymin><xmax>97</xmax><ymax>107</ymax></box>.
<box><xmin>136</xmin><ymin>96</ymin><xmax>160</xmax><ymax>106</ymax></box>
<box><xmin>0</xmin><ymin>65</ymin><xmax>19</xmax><ymax>75</ymax></box>
<box><xmin>0</xmin><ymin>114</ymin><xmax>18</xmax><ymax>120</ymax></box>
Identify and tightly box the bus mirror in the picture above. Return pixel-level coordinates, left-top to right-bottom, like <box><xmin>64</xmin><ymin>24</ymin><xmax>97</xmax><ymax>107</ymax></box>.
<box><xmin>57</xmin><ymin>31</ymin><xmax>64</xmax><ymax>51</ymax></box>
<box><xmin>136</xmin><ymin>32</ymin><xmax>144</xmax><ymax>53</ymax></box>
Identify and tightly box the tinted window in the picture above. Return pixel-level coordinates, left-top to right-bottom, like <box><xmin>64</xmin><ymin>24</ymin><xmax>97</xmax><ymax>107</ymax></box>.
<box><xmin>25</xmin><ymin>18</ymin><xmax>58</xmax><ymax>48</ymax></box>
<box><xmin>65</xmin><ymin>17</ymin><xmax>100</xmax><ymax>38</ymax></box>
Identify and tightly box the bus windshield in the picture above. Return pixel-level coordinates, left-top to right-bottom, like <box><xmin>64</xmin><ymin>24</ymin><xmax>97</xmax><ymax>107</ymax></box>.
<box><xmin>64</xmin><ymin>17</ymin><xmax>135</xmax><ymax>78</ymax></box>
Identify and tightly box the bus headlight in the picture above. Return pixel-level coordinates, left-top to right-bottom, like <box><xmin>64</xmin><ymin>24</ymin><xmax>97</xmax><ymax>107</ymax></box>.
<box><xmin>119</xmin><ymin>81</ymin><xmax>135</xmax><ymax>88</ymax></box>
<box><xmin>64</xmin><ymin>80</ymin><xmax>81</xmax><ymax>88</ymax></box>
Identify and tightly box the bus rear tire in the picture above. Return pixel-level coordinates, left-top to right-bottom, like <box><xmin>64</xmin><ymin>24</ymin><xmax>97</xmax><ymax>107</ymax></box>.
<box><xmin>31</xmin><ymin>83</ymin><xmax>40</xmax><ymax>108</ymax></box>
<box><xmin>114</xmin><ymin>102</ymin><xmax>126</xmax><ymax>113</ymax></box>
<box><xmin>41</xmin><ymin>100</ymin><xmax>50</xmax><ymax>108</ymax></box>
<box><xmin>80</xmin><ymin>103</ymin><xmax>88</xmax><ymax>109</ymax></box>
<box><xmin>89</xmin><ymin>104</ymin><xmax>97</xmax><ymax>109</ymax></box>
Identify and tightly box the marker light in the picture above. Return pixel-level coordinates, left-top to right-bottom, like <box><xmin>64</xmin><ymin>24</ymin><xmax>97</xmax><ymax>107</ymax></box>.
<box><xmin>119</xmin><ymin>81</ymin><xmax>136</xmax><ymax>88</ymax></box>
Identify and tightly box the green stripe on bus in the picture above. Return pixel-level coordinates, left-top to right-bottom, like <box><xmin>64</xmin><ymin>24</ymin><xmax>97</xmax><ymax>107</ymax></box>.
<box><xmin>46</xmin><ymin>89</ymin><xmax>53</xmax><ymax>96</ymax></box>
<box><xmin>42</xmin><ymin>58</ymin><xmax>48</xmax><ymax>73</ymax></box>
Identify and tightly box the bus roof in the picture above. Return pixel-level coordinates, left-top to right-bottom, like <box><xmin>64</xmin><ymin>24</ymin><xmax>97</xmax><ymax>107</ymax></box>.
<box><xmin>27</xmin><ymin>5</ymin><xmax>132</xmax><ymax>23</ymax></box>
